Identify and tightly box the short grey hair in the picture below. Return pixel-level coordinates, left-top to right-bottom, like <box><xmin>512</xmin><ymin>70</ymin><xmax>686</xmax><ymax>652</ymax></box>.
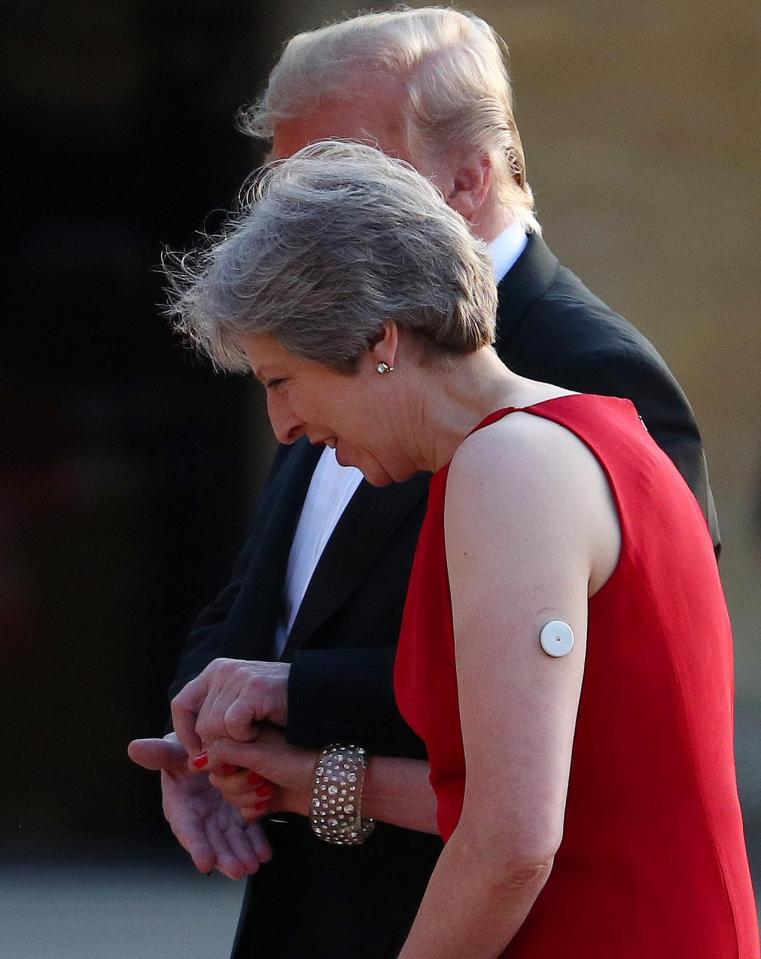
<box><xmin>164</xmin><ymin>141</ymin><xmax>497</xmax><ymax>374</ymax></box>
<box><xmin>239</xmin><ymin>6</ymin><xmax>539</xmax><ymax>233</ymax></box>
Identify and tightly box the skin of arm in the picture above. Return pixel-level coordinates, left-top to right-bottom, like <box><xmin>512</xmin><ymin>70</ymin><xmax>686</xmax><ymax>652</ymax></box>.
<box><xmin>396</xmin><ymin>412</ymin><xmax>620</xmax><ymax>959</ymax></box>
<box><xmin>206</xmin><ymin>727</ymin><xmax>439</xmax><ymax>835</ymax></box>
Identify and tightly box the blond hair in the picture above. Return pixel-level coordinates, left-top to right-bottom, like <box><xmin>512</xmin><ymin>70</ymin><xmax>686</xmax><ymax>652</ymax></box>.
<box><xmin>239</xmin><ymin>7</ymin><xmax>539</xmax><ymax>233</ymax></box>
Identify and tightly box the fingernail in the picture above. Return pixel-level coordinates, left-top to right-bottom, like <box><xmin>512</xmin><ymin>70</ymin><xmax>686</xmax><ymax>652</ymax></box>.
<box><xmin>254</xmin><ymin>800</ymin><xmax>270</xmax><ymax>812</ymax></box>
<box><xmin>257</xmin><ymin>785</ymin><xmax>273</xmax><ymax>798</ymax></box>
<box><xmin>247</xmin><ymin>772</ymin><xmax>266</xmax><ymax>786</ymax></box>
<box><xmin>191</xmin><ymin>751</ymin><xmax>208</xmax><ymax>769</ymax></box>
<box><xmin>220</xmin><ymin>763</ymin><xmax>238</xmax><ymax>775</ymax></box>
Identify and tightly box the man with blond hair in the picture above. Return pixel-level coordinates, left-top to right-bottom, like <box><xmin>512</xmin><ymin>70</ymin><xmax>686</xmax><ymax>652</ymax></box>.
<box><xmin>130</xmin><ymin>8</ymin><xmax>718</xmax><ymax>957</ymax></box>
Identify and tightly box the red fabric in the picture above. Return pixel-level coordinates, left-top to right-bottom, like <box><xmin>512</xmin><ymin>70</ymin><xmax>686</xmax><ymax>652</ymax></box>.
<box><xmin>395</xmin><ymin>395</ymin><xmax>759</xmax><ymax>958</ymax></box>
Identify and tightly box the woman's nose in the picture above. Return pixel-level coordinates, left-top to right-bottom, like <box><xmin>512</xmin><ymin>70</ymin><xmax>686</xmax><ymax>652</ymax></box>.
<box><xmin>268</xmin><ymin>395</ymin><xmax>305</xmax><ymax>445</ymax></box>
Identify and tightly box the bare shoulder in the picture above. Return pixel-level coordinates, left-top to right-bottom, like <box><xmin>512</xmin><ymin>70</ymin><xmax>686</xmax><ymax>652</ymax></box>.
<box><xmin>446</xmin><ymin>410</ymin><xmax>599</xmax><ymax>511</ymax></box>
<box><xmin>445</xmin><ymin>410</ymin><xmax>620</xmax><ymax>591</ymax></box>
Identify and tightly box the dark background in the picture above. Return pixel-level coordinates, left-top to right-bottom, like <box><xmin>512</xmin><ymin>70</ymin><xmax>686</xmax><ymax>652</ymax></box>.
<box><xmin>2</xmin><ymin>0</ymin><xmax>278</xmax><ymax>846</ymax></box>
<box><xmin>1</xmin><ymin>1</ymin><xmax>759</xmax><ymax>955</ymax></box>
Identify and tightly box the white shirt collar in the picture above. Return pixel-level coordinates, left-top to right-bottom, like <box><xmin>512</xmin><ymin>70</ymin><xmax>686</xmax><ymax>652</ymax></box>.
<box><xmin>488</xmin><ymin>219</ymin><xmax>528</xmax><ymax>283</ymax></box>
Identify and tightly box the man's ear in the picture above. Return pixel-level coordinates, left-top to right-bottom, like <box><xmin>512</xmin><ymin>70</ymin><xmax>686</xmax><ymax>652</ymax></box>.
<box><xmin>369</xmin><ymin>320</ymin><xmax>399</xmax><ymax>370</ymax></box>
<box><xmin>445</xmin><ymin>152</ymin><xmax>493</xmax><ymax>223</ymax></box>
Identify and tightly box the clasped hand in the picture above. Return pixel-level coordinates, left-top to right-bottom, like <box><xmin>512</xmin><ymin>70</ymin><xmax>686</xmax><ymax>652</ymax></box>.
<box><xmin>206</xmin><ymin>725</ymin><xmax>315</xmax><ymax>820</ymax></box>
<box><xmin>171</xmin><ymin>657</ymin><xmax>291</xmax><ymax>756</ymax></box>
<box><xmin>127</xmin><ymin>732</ymin><xmax>273</xmax><ymax>880</ymax></box>
<box><xmin>129</xmin><ymin>658</ymin><xmax>316</xmax><ymax>879</ymax></box>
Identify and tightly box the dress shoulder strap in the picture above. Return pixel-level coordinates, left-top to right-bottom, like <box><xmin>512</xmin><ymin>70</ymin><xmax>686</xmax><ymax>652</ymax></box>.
<box><xmin>466</xmin><ymin>407</ymin><xmax>518</xmax><ymax>438</ymax></box>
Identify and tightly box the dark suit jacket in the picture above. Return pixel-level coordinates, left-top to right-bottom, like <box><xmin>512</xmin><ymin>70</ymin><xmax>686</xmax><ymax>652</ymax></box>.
<box><xmin>169</xmin><ymin>234</ymin><xmax>718</xmax><ymax>958</ymax></box>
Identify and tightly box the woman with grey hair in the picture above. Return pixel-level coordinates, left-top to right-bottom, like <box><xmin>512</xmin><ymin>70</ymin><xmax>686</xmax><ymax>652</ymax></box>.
<box><xmin>164</xmin><ymin>142</ymin><xmax>757</xmax><ymax>957</ymax></box>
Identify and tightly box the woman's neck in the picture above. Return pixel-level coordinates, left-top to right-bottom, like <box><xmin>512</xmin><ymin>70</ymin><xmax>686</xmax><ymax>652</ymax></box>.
<box><xmin>399</xmin><ymin>347</ymin><xmax>572</xmax><ymax>474</ymax></box>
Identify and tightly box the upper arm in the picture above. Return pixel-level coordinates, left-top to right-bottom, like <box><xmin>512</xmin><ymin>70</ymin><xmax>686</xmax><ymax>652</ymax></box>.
<box><xmin>168</xmin><ymin>443</ymin><xmax>298</xmax><ymax>700</ymax></box>
<box><xmin>167</xmin><ymin>532</ymin><xmax>256</xmax><ymax>700</ymax></box>
<box><xmin>444</xmin><ymin>413</ymin><xmax>617</xmax><ymax>861</ymax></box>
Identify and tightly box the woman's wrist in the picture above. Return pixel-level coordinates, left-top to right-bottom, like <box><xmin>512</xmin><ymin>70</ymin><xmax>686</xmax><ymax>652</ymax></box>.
<box><xmin>309</xmin><ymin>744</ymin><xmax>376</xmax><ymax>844</ymax></box>
<box><xmin>277</xmin><ymin>748</ymin><xmax>319</xmax><ymax>817</ymax></box>
<box><xmin>361</xmin><ymin>755</ymin><xmax>439</xmax><ymax>834</ymax></box>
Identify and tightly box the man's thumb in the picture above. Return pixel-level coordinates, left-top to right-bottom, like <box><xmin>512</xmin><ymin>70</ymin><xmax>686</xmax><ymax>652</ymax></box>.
<box><xmin>128</xmin><ymin>737</ymin><xmax>187</xmax><ymax>772</ymax></box>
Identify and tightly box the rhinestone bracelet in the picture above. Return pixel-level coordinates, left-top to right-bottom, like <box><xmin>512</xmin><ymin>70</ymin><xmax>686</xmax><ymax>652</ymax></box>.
<box><xmin>310</xmin><ymin>744</ymin><xmax>375</xmax><ymax>845</ymax></box>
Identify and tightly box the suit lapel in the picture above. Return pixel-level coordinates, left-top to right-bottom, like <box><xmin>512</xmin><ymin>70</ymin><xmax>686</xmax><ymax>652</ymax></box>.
<box><xmin>222</xmin><ymin>438</ymin><xmax>323</xmax><ymax>662</ymax></box>
<box><xmin>281</xmin><ymin>472</ymin><xmax>430</xmax><ymax>659</ymax></box>
<box><xmin>494</xmin><ymin>232</ymin><xmax>559</xmax><ymax>351</ymax></box>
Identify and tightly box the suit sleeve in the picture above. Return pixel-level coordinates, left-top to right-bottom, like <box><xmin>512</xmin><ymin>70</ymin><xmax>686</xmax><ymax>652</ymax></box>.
<box><xmin>167</xmin><ymin>534</ymin><xmax>256</xmax><ymax>700</ymax></box>
<box><xmin>569</xmin><ymin>339</ymin><xmax>719</xmax><ymax>554</ymax></box>
<box><xmin>287</xmin><ymin>647</ymin><xmax>428</xmax><ymax>758</ymax></box>
<box><xmin>166</xmin><ymin>442</ymin><xmax>292</xmax><ymax>702</ymax></box>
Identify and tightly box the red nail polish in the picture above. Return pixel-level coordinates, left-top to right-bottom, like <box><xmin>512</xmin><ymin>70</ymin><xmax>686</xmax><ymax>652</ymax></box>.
<box><xmin>257</xmin><ymin>785</ymin><xmax>273</xmax><ymax>798</ymax></box>
<box><xmin>220</xmin><ymin>763</ymin><xmax>238</xmax><ymax>775</ymax></box>
<box><xmin>254</xmin><ymin>800</ymin><xmax>270</xmax><ymax>812</ymax></box>
<box><xmin>191</xmin><ymin>751</ymin><xmax>208</xmax><ymax>769</ymax></box>
<box><xmin>247</xmin><ymin>772</ymin><xmax>266</xmax><ymax>786</ymax></box>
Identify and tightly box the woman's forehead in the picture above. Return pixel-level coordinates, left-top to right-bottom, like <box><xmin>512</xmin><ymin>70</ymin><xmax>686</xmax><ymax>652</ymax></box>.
<box><xmin>239</xmin><ymin>333</ymin><xmax>296</xmax><ymax>376</ymax></box>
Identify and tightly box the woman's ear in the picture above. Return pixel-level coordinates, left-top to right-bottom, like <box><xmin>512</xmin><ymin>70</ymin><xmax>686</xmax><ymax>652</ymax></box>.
<box><xmin>369</xmin><ymin>320</ymin><xmax>399</xmax><ymax>371</ymax></box>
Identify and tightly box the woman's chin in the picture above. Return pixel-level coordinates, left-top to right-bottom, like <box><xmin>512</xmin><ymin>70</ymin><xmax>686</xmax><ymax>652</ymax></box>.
<box><xmin>363</xmin><ymin>473</ymin><xmax>395</xmax><ymax>487</ymax></box>
<box><xmin>336</xmin><ymin>447</ymin><xmax>397</xmax><ymax>486</ymax></box>
<box><xmin>351</xmin><ymin>457</ymin><xmax>396</xmax><ymax>487</ymax></box>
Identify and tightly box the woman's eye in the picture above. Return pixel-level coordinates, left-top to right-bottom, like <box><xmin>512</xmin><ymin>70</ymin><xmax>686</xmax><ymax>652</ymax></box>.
<box><xmin>266</xmin><ymin>378</ymin><xmax>286</xmax><ymax>390</ymax></box>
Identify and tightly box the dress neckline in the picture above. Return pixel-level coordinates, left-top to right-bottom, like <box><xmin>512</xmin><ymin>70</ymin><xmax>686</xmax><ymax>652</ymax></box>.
<box><xmin>433</xmin><ymin>393</ymin><xmax>637</xmax><ymax>479</ymax></box>
<box><xmin>466</xmin><ymin>392</ymin><xmax>587</xmax><ymax>438</ymax></box>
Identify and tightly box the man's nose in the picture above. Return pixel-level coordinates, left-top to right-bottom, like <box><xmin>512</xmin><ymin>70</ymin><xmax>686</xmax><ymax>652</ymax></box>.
<box><xmin>267</xmin><ymin>394</ymin><xmax>305</xmax><ymax>445</ymax></box>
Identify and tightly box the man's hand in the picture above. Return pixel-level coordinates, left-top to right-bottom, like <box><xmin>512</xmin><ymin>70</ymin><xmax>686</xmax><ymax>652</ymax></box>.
<box><xmin>127</xmin><ymin>733</ymin><xmax>273</xmax><ymax>880</ymax></box>
<box><xmin>171</xmin><ymin>659</ymin><xmax>290</xmax><ymax>758</ymax></box>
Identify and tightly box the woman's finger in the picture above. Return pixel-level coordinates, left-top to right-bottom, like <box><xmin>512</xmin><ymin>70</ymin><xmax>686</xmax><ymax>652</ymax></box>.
<box><xmin>208</xmin><ymin>769</ymin><xmax>252</xmax><ymax>796</ymax></box>
<box><xmin>212</xmin><ymin>777</ymin><xmax>274</xmax><ymax>815</ymax></box>
<box><xmin>209</xmin><ymin>770</ymin><xmax>273</xmax><ymax>804</ymax></box>
<box><xmin>207</xmin><ymin>738</ymin><xmax>264</xmax><ymax>773</ymax></box>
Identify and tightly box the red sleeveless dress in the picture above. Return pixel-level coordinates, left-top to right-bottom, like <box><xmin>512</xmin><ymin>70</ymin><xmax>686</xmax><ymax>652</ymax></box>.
<box><xmin>395</xmin><ymin>395</ymin><xmax>759</xmax><ymax>958</ymax></box>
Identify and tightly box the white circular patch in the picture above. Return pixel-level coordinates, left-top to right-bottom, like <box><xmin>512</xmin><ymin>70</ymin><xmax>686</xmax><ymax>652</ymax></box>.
<box><xmin>539</xmin><ymin>620</ymin><xmax>575</xmax><ymax>658</ymax></box>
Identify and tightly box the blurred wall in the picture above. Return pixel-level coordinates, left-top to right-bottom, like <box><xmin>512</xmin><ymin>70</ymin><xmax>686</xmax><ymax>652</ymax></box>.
<box><xmin>2</xmin><ymin>0</ymin><xmax>759</xmax><ymax>875</ymax></box>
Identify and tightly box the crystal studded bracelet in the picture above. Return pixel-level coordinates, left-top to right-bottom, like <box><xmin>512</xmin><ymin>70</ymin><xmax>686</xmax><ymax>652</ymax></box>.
<box><xmin>310</xmin><ymin>744</ymin><xmax>376</xmax><ymax>845</ymax></box>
